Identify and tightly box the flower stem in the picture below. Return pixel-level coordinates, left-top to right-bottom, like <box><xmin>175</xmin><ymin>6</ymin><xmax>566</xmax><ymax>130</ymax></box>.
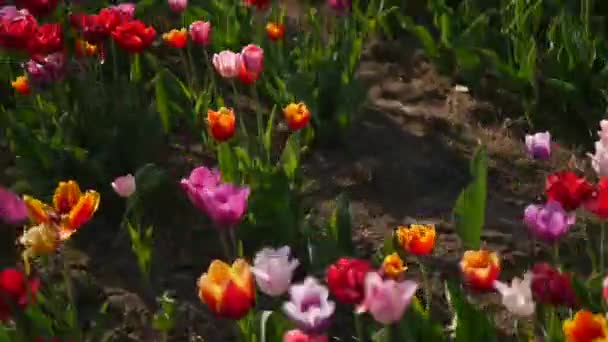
<box><xmin>416</xmin><ymin>256</ymin><xmax>431</xmax><ymax>311</ymax></box>
<box><xmin>219</xmin><ymin>230</ymin><xmax>233</xmax><ymax>261</ymax></box>
<box><xmin>354</xmin><ymin>312</ymin><xmax>364</xmax><ymax>341</ymax></box>
<box><xmin>552</xmin><ymin>243</ymin><xmax>560</xmax><ymax>268</ymax></box>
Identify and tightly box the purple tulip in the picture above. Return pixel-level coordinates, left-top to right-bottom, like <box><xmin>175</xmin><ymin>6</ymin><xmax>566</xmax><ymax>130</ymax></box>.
<box><xmin>0</xmin><ymin>6</ymin><xmax>25</xmax><ymax>20</ymax></box>
<box><xmin>180</xmin><ymin>166</ymin><xmax>221</xmax><ymax>213</ymax></box>
<box><xmin>252</xmin><ymin>246</ymin><xmax>300</xmax><ymax>297</ymax></box>
<box><xmin>200</xmin><ymin>183</ymin><xmax>250</xmax><ymax>228</ymax></box>
<box><xmin>524</xmin><ymin>201</ymin><xmax>575</xmax><ymax>243</ymax></box>
<box><xmin>525</xmin><ymin>132</ymin><xmax>551</xmax><ymax>160</ymax></box>
<box><xmin>283</xmin><ymin>277</ymin><xmax>335</xmax><ymax>335</ymax></box>
<box><xmin>25</xmin><ymin>52</ymin><xmax>66</xmax><ymax>87</ymax></box>
<box><xmin>356</xmin><ymin>272</ymin><xmax>417</xmax><ymax>325</ymax></box>
<box><xmin>0</xmin><ymin>187</ymin><xmax>27</xmax><ymax>224</ymax></box>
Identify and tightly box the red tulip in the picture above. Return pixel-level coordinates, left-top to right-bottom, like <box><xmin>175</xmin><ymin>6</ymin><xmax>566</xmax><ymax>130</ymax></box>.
<box><xmin>531</xmin><ymin>263</ymin><xmax>577</xmax><ymax>308</ymax></box>
<box><xmin>111</xmin><ymin>20</ymin><xmax>156</xmax><ymax>54</ymax></box>
<box><xmin>546</xmin><ymin>171</ymin><xmax>593</xmax><ymax>211</ymax></box>
<box><xmin>70</xmin><ymin>8</ymin><xmax>124</xmax><ymax>44</ymax></box>
<box><xmin>459</xmin><ymin>250</ymin><xmax>501</xmax><ymax>291</ymax></box>
<box><xmin>244</xmin><ymin>0</ymin><xmax>270</xmax><ymax>11</ymax></box>
<box><xmin>27</xmin><ymin>23</ymin><xmax>63</xmax><ymax>56</ymax></box>
<box><xmin>585</xmin><ymin>178</ymin><xmax>608</xmax><ymax>218</ymax></box>
<box><xmin>238</xmin><ymin>61</ymin><xmax>258</xmax><ymax>85</ymax></box>
<box><xmin>326</xmin><ymin>258</ymin><xmax>371</xmax><ymax>305</ymax></box>
<box><xmin>0</xmin><ymin>268</ymin><xmax>40</xmax><ymax>321</ymax></box>
<box><xmin>15</xmin><ymin>0</ymin><xmax>58</xmax><ymax>17</ymax></box>
<box><xmin>0</xmin><ymin>11</ymin><xmax>37</xmax><ymax>50</ymax></box>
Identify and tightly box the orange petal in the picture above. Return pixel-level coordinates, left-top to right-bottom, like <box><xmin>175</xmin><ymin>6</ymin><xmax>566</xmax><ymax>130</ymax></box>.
<box><xmin>66</xmin><ymin>190</ymin><xmax>99</xmax><ymax>232</ymax></box>
<box><xmin>53</xmin><ymin>181</ymin><xmax>82</xmax><ymax>214</ymax></box>
<box><xmin>23</xmin><ymin>196</ymin><xmax>51</xmax><ymax>224</ymax></box>
<box><xmin>230</xmin><ymin>259</ymin><xmax>253</xmax><ymax>294</ymax></box>
<box><xmin>198</xmin><ymin>260</ymin><xmax>232</xmax><ymax>314</ymax></box>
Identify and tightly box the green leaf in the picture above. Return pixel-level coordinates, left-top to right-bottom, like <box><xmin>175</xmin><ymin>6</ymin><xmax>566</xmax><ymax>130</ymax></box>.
<box><xmin>280</xmin><ymin>133</ymin><xmax>300</xmax><ymax>182</ymax></box>
<box><xmin>399</xmin><ymin>297</ymin><xmax>444</xmax><ymax>341</ymax></box>
<box><xmin>152</xmin><ymin>292</ymin><xmax>176</xmax><ymax>333</ymax></box>
<box><xmin>453</xmin><ymin>146</ymin><xmax>488</xmax><ymax>249</ymax></box>
<box><xmin>218</xmin><ymin>142</ymin><xmax>237</xmax><ymax>183</ymax></box>
<box><xmin>446</xmin><ymin>281</ymin><xmax>497</xmax><ymax>342</ymax></box>
<box><xmin>571</xmin><ymin>274</ymin><xmax>603</xmax><ymax>312</ymax></box>
<box><xmin>154</xmin><ymin>70</ymin><xmax>171</xmax><ymax>133</ymax></box>
<box><xmin>328</xmin><ymin>193</ymin><xmax>354</xmax><ymax>255</ymax></box>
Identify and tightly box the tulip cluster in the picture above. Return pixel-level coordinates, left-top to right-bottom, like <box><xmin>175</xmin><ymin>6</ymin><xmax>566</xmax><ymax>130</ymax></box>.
<box><xmin>213</xmin><ymin>44</ymin><xmax>264</xmax><ymax>85</ymax></box>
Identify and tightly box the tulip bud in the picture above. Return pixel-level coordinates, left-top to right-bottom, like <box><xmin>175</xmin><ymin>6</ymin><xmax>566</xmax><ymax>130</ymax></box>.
<box><xmin>189</xmin><ymin>21</ymin><xmax>211</xmax><ymax>46</ymax></box>
<box><xmin>252</xmin><ymin>246</ymin><xmax>299</xmax><ymax>296</ymax></box>
<box><xmin>525</xmin><ymin>131</ymin><xmax>551</xmax><ymax>160</ymax></box>
<box><xmin>168</xmin><ymin>0</ymin><xmax>187</xmax><ymax>13</ymax></box>
<box><xmin>111</xmin><ymin>174</ymin><xmax>136</xmax><ymax>198</ymax></box>
<box><xmin>241</xmin><ymin>44</ymin><xmax>263</xmax><ymax>74</ymax></box>
<box><xmin>459</xmin><ymin>249</ymin><xmax>501</xmax><ymax>291</ymax></box>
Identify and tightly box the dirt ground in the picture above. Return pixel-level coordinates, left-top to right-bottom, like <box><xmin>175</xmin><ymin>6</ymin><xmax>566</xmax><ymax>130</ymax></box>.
<box><xmin>0</xmin><ymin>35</ymin><xmax>583</xmax><ymax>341</ymax></box>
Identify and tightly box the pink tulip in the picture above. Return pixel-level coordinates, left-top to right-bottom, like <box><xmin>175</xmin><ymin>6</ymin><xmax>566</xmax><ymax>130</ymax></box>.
<box><xmin>0</xmin><ymin>187</ymin><xmax>27</xmax><ymax>224</ymax></box>
<box><xmin>111</xmin><ymin>3</ymin><xmax>135</xmax><ymax>19</ymax></box>
<box><xmin>180</xmin><ymin>166</ymin><xmax>221</xmax><ymax>213</ymax></box>
<box><xmin>356</xmin><ymin>272</ymin><xmax>417</xmax><ymax>325</ymax></box>
<box><xmin>241</xmin><ymin>44</ymin><xmax>263</xmax><ymax>74</ymax></box>
<box><xmin>111</xmin><ymin>174</ymin><xmax>136</xmax><ymax>198</ymax></box>
<box><xmin>327</xmin><ymin>0</ymin><xmax>350</xmax><ymax>14</ymax></box>
<box><xmin>25</xmin><ymin>52</ymin><xmax>66</xmax><ymax>86</ymax></box>
<box><xmin>252</xmin><ymin>246</ymin><xmax>299</xmax><ymax>296</ymax></box>
<box><xmin>201</xmin><ymin>183</ymin><xmax>250</xmax><ymax>228</ymax></box>
<box><xmin>283</xmin><ymin>330</ymin><xmax>328</xmax><ymax>342</ymax></box>
<box><xmin>212</xmin><ymin>50</ymin><xmax>241</xmax><ymax>78</ymax></box>
<box><xmin>168</xmin><ymin>0</ymin><xmax>187</xmax><ymax>13</ymax></box>
<box><xmin>189</xmin><ymin>20</ymin><xmax>211</xmax><ymax>46</ymax></box>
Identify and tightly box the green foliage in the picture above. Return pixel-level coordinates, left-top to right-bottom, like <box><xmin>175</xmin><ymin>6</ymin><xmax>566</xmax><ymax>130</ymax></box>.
<box><xmin>453</xmin><ymin>146</ymin><xmax>488</xmax><ymax>249</ymax></box>
<box><xmin>126</xmin><ymin>221</ymin><xmax>154</xmax><ymax>280</ymax></box>
<box><xmin>446</xmin><ymin>281</ymin><xmax>497</xmax><ymax>342</ymax></box>
<box><xmin>328</xmin><ymin>193</ymin><xmax>355</xmax><ymax>255</ymax></box>
<box><xmin>152</xmin><ymin>292</ymin><xmax>177</xmax><ymax>333</ymax></box>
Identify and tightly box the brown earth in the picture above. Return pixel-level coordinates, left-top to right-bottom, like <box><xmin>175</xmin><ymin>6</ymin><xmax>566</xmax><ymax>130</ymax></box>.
<box><xmin>0</xmin><ymin>35</ymin><xmax>585</xmax><ymax>341</ymax></box>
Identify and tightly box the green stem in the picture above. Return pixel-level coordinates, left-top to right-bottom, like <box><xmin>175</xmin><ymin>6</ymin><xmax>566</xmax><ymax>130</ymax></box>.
<box><xmin>552</xmin><ymin>243</ymin><xmax>560</xmax><ymax>268</ymax></box>
<box><xmin>601</xmin><ymin>223</ymin><xmax>605</xmax><ymax>274</ymax></box>
<box><xmin>354</xmin><ymin>312</ymin><xmax>364</xmax><ymax>341</ymax></box>
<box><xmin>219</xmin><ymin>230</ymin><xmax>233</xmax><ymax>261</ymax></box>
<box><xmin>110</xmin><ymin>41</ymin><xmax>119</xmax><ymax>81</ymax></box>
<box><xmin>416</xmin><ymin>256</ymin><xmax>431</xmax><ymax>311</ymax></box>
<box><xmin>231</xmin><ymin>80</ymin><xmax>248</xmax><ymax>138</ymax></box>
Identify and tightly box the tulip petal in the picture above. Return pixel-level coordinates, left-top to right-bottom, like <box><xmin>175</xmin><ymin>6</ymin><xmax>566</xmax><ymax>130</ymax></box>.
<box><xmin>23</xmin><ymin>195</ymin><xmax>51</xmax><ymax>224</ymax></box>
<box><xmin>66</xmin><ymin>190</ymin><xmax>99</xmax><ymax>232</ymax></box>
<box><xmin>53</xmin><ymin>180</ymin><xmax>82</xmax><ymax>214</ymax></box>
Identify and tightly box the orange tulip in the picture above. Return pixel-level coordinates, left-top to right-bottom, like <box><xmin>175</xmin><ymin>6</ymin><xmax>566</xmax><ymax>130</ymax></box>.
<box><xmin>396</xmin><ymin>224</ymin><xmax>436</xmax><ymax>256</ymax></box>
<box><xmin>207</xmin><ymin>107</ymin><xmax>236</xmax><ymax>141</ymax></box>
<box><xmin>564</xmin><ymin>310</ymin><xmax>608</xmax><ymax>342</ymax></box>
<box><xmin>163</xmin><ymin>28</ymin><xmax>188</xmax><ymax>48</ymax></box>
<box><xmin>283</xmin><ymin>102</ymin><xmax>310</xmax><ymax>131</ymax></box>
<box><xmin>381</xmin><ymin>252</ymin><xmax>407</xmax><ymax>280</ymax></box>
<box><xmin>265</xmin><ymin>22</ymin><xmax>285</xmax><ymax>41</ymax></box>
<box><xmin>197</xmin><ymin>259</ymin><xmax>255</xmax><ymax>319</ymax></box>
<box><xmin>24</xmin><ymin>180</ymin><xmax>100</xmax><ymax>240</ymax></box>
<box><xmin>459</xmin><ymin>250</ymin><xmax>501</xmax><ymax>290</ymax></box>
<box><xmin>75</xmin><ymin>39</ymin><xmax>98</xmax><ymax>57</ymax></box>
<box><xmin>11</xmin><ymin>76</ymin><xmax>30</xmax><ymax>95</ymax></box>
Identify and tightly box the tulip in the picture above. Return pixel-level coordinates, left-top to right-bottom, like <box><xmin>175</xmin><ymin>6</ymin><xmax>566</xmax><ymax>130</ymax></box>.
<box><xmin>197</xmin><ymin>259</ymin><xmax>255</xmax><ymax>319</ymax></box>
<box><xmin>327</xmin><ymin>0</ymin><xmax>350</xmax><ymax>14</ymax></box>
<box><xmin>0</xmin><ymin>6</ymin><xmax>21</xmax><ymax>20</ymax></box>
<box><xmin>212</xmin><ymin>50</ymin><xmax>241</xmax><ymax>78</ymax></box>
<box><xmin>585</xmin><ymin>178</ymin><xmax>608</xmax><ymax>218</ymax></box>
<box><xmin>524</xmin><ymin>201</ymin><xmax>575</xmax><ymax>243</ymax></box>
<box><xmin>266</xmin><ymin>22</ymin><xmax>285</xmax><ymax>41</ymax></box>
<box><xmin>493</xmin><ymin>272</ymin><xmax>535</xmax><ymax>317</ymax></box>
<box><xmin>180</xmin><ymin>166</ymin><xmax>221</xmax><ymax>213</ymax></box>
<box><xmin>530</xmin><ymin>263</ymin><xmax>576</xmax><ymax>308</ymax></box>
<box><xmin>241</xmin><ymin>44</ymin><xmax>263</xmax><ymax>74</ymax></box>
<box><xmin>23</xmin><ymin>180</ymin><xmax>100</xmax><ymax>241</ymax></box>
<box><xmin>283</xmin><ymin>330</ymin><xmax>328</xmax><ymax>342</ymax></box>
<box><xmin>0</xmin><ymin>9</ymin><xmax>37</xmax><ymax>50</ymax></box>
<box><xmin>15</xmin><ymin>0</ymin><xmax>57</xmax><ymax>17</ymax></box>
<box><xmin>283</xmin><ymin>102</ymin><xmax>311</xmax><ymax>131</ymax></box>
<box><xmin>395</xmin><ymin>224</ymin><xmax>436</xmax><ymax>256</ymax></box>
<box><xmin>11</xmin><ymin>75</ymin><xmax>29</xmax><ymax>94</ymax></box>
<box><xmin>110</xmin><ymin>3</ymin><xmax>135</xmax><ymax>19</ymax></box>
<box><xmin>0</xmin><ymin>268</ymin><xmax>39</xmax><ymax>321</ymax></box>
<box><xmin>244</xmin><ymin>0</ymin><xmax>270</xmax><ymax>11</ymax></box>
<box><xmin>111</xmin><ymin>174</ymin><xmax>136</xmax><ymax>198</ymax></box>
<box><xmin>27</xmin><ymin>23</ymin><xmax>63</xmax><ymax>56</ymax></box>
<box><xmin>19</xmin><ymin>223</ymin><xmax>58</xmax><ymax>260</ymax></box>
<box><xmin>168</xmin><ymin>0</ymin><xmax>187</xmax><ymax>13</ymax></box>
<box><xmin>201</xmin><ymin>183</ymin><xmax>250</xmax><ymax>229</ymax></box>
<box><xmin>546</xmin><ymin>171</ymin><xmax>593</xmax><ymax>211</ymax></box>
<box><xmin>207</xmin><ymin>107</ymin><xmax>236</xmax><ymax>141</ymax></box>
<box><xmin>70</xmin><ymin>9</ymin><xmax>124</xmax><ymax>44</ymax></box>
<box><xmin>459</xmin><ymin>250</ymin><xmax>501</xmax><ymax>291</ymax></box>
<box><xmin>381</xmin><ymin>252</ymin><xmax>407</xmax><ymax>280</ymax></box>
<box><xmin>599</xmin><ymin>120</ymin><xmax>608</xmax><ymax>142</ymax></box>
<box><xmin>0</xmin><ymin>186</ymin><xmax>27</xmax><ymax>224</ymax></box>
<box><xmin>284</xmin><ymin>277</ymin><xmax>335</xmax><ymax>335</ymax></box>
<box><xmin>356</xmin><ymin>272</ymin><xmax>417</xmax><ymax>325</ymax></box>
<box><xmin>189</xmin><ymin>20</ymin><xmax>210</xmax><ymax>46</ymax></box>
<box><xmin>525</xmin><ymin>131</ymin><xmax>551</xmax><ymax>160</ymax></box>
<box><xmin>111</xmin><ymin>20</ymin><xmax>156</xmax><ymax>53</ymax></box>
<box><xmin>563</xmin><ymin>311</ymin><xmax>608</xmax><ymax>342</ymax></box>
<box><xmin>238</xmin><ymin>61</ymin><xmax>259</xmax><ymax>85</ymax></box>
<box><xmin>326</xmin><ymin>258</ymin><xmax>371</xmax><ymax>304</ymax></box>
<box><xmin>589</xmin><ymin>141</ymin><xmax>608</xmax><ymax>178</ymax></box>
<box><xmin>25</xmin><ymin>52</ymin><xmax>66</xmax><ymax>87</ymax></box>
<box><xmin>163</xmin><ymin>28</ymin><xmax>187</xmax><ymax>48</ymax></box>
<box><xmin>252</xmin><ymin>246</ymin><xmax>299</xmax><ymax>297</ymax></box>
